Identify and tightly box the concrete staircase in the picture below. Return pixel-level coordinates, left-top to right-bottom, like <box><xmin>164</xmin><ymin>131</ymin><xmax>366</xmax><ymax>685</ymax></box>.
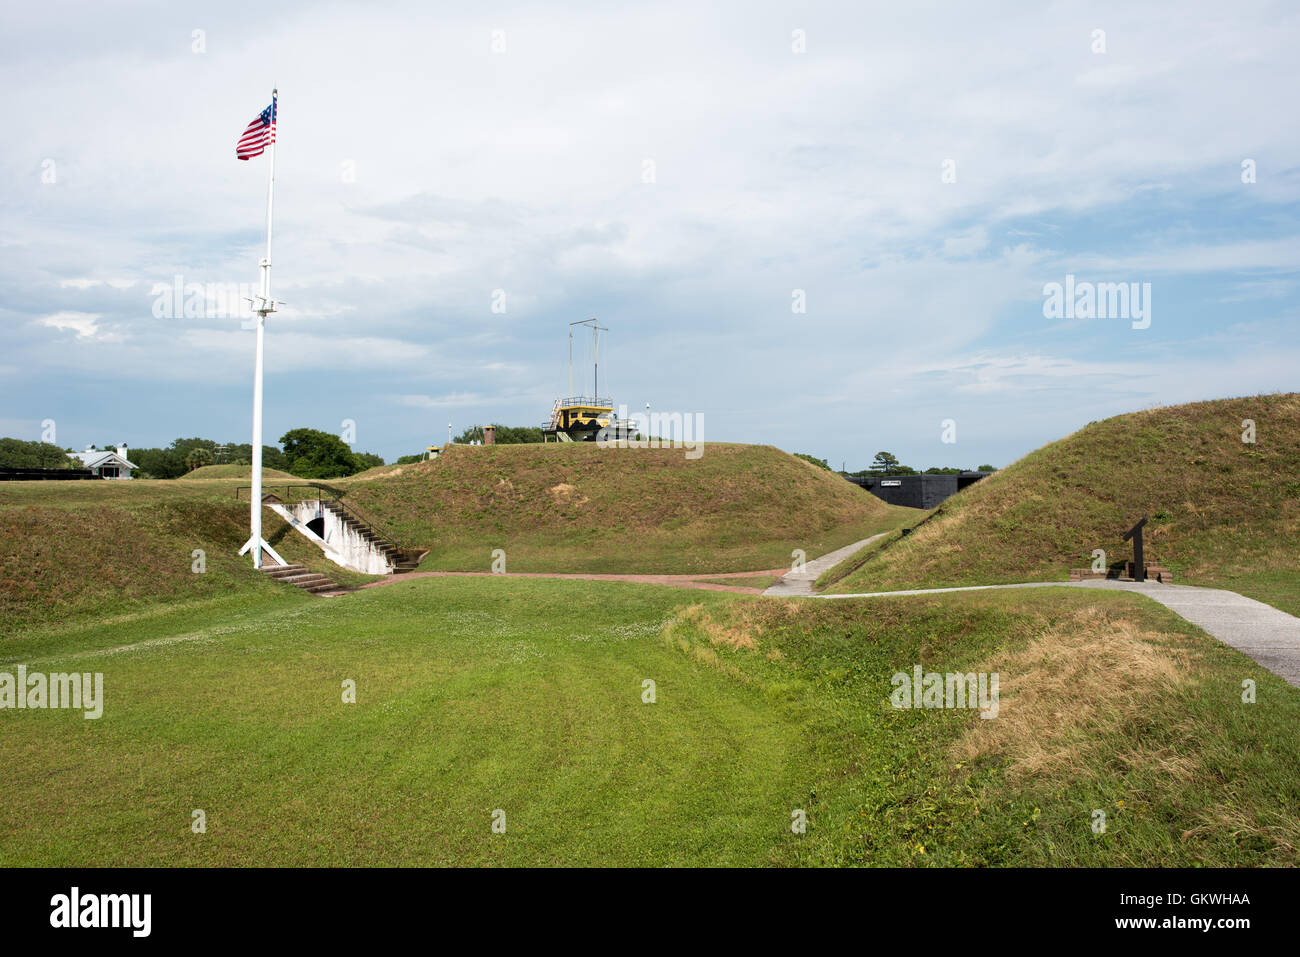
<box><xmin>317</xmin><ymin>499</ymin><xmax>427</xmax><ymax>574</ymax></box>
<box><xmin>393</xmin><ymin>550</ymin><xmax>425</xmax><ymax>573</ymax></box>
<box><xmin>260</xmin><ymin>563</ymin><xmax>341</xmax><ymax>594</ymax></box>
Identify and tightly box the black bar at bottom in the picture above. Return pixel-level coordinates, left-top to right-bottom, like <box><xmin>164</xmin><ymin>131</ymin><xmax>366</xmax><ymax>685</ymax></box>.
<box><xmin>0</xmin><ymin>866</ymin><xmax>1275</xmax><ymax>943</ymax></box>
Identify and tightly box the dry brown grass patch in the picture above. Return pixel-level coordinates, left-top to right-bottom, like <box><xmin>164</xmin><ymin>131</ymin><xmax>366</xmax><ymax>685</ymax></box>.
<box><xmin>667</xmin><ymin>599</ymin><xmax>811</xmax><ymax>651</ymax></box>
<box><xmin>1184</xmin><ymin>803</ymin><xmax>1300</xmax><ymax>855</ymax></box>
<box><xmin>952</xmin><ymin>606</ymin><xmax>1195</xmax><ymax>780</ymax></box>
<box><xmin>547</xmin><ymin>483</ymin><xmax>587</xmax><ymax>505</ymax></box>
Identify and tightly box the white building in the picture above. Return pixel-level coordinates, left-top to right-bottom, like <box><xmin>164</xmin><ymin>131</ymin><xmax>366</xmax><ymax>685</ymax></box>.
<box><xmin>68</xmin><ymin>444</ymin><xmax>138</xmax><ymax>479</ymax></box>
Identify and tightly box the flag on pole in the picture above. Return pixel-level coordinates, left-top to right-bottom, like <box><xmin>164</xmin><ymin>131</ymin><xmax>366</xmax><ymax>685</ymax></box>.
<box><xmin>236</xmin><ymin>98</ymin><xmax>277</xmax><ymax>161</ymax></box>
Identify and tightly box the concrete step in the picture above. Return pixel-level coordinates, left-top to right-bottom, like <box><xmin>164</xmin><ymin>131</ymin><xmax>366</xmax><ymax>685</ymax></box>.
<box><xmin>281</xmin><ymin>573</ymin><xmax>332</xmax><ymax>586</ymax></box>
<box><xmin>260</xmin><ymin>563</ymin><xmax>341</xmax><ymax>595</ymax></box>
<box><xmin>301</xmin><ymin>580</ymin><xmax>340</xmax><ymax>593</ymax></box>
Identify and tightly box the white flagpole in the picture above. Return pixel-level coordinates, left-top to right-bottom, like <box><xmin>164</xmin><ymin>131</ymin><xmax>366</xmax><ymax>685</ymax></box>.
<box><xmin>241</xmin><ymin>88</ymin><xmax>282</xmax><ymax>569</ymax></box>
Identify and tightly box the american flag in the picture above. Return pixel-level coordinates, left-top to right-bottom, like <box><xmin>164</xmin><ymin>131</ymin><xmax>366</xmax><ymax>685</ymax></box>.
<box><xmin>236</xmin><ymin>97</ymin><xmax>277</xmax><ymax>161</ymax></box>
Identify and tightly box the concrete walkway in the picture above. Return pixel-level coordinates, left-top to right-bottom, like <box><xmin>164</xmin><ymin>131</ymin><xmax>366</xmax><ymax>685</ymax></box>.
<box><xmin>761</xmin><ymin>533</ymin><xmax>891</xmax><ymax>597</ymax></box>
<box><xmin>819</xmin><ymin>579</ymin><xmax>1300</xmax><ymax>687</ymax></box>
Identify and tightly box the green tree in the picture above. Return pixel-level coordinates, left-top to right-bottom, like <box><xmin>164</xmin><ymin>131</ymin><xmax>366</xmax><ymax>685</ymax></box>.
<box><xmin>125</xmin><ymin>438</ymin><xmax>290</xmax><ymax>479</ymax></box>
<box><xmin>977</xmin><ymin>464</ymin><xmax>996</xmax><ymax>472</ymax></box>
<box><xmin>225</xmin><ymin>443</ymin><xmax>289</xmax><ymax>471</ymax></box>
<box><xmin>455</xmin><ymin>424</ymin><xmax>545</xmax><ymax>445</ymax></box>
<box><xmin>170</xmin><ymin>437</ymin><xmax>219</xmax><ymax>463</ymax></box>
<box><xmin>129</xmin><ymin>447</ymin><xmax>178</xmax><ymax>479</ymax></box>
<box><xmin>0</xmin><ymin>438</ymin><xmax>75</xmax><ymax>469</ymax></box>
<box><xmin>184</xmin><ymin>447</ymin><xmax>215</xmax><ymax>472</ymax></box>
<box><xmin>279</xmin><ymin>428</ymin><xmax>381</xmax><ymax>478</ymax></box>
<box><xmin>868</xmin><ymin>451</ymin><xmax>916</xmax><ymax>476</ymax></box>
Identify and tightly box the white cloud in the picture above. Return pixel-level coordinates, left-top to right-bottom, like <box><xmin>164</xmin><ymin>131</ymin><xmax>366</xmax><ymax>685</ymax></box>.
<box><xmin>391</xmin><ymin>393</ymin><xmax>490</xmax><ymax>409</ymax></box>
<box><xmin>38</xmin><ymin>311</ymin><xmax>103</xmax><ymax>340</ymax></box>
<box><xmin>943</xmin><ymin>227</ymin><xmax>990</xmax><ymax>259</ymax></box>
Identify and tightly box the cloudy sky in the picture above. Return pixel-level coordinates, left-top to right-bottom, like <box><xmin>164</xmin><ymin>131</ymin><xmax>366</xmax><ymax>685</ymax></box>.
<box><xmin>2</xmin><ymin>0</ymin><xmax>1297</xmax><ymax>469</ymax></box>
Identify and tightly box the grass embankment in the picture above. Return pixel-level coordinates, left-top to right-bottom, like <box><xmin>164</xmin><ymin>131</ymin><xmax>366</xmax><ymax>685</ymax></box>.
<box><xmin>0</xmin><ymin>477</ymin><xmax>378</xmax><ymax>635</ymax></box>
<box><xmin>184</xmin><ymin>465</ymin><xmax>299</xmax><ymax>481</ymax></box>
<box><xmin>2</xmin><ymin>576</ymin><xmax>1296</xmax><ymax>866</ymax></box>
<box><xmin>666</xmin><ymin>588</ymin><xmax>1300</xmax><ymax>865</ymax></box>
<box><xmin>337</xmin><ymin>442</ymin><xmax>905</xmax><ymax>575</ymax></box>
<box><xmin>825</xmin><ymin>394</ymin><xmax>1300</xmax><ymax>614</ymax></box>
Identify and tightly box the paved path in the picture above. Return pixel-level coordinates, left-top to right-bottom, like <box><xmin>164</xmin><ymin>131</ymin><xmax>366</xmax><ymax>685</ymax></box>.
<box><xmin>819</xmin><ymin>579</ymin><xmax>1300</xmax><ymax>687</ymax></box>
<box><xmin>359</xmin><ymin>568</ymin><xmax>788</xmax><ymax>595</ymax></box>
<box><xmin>761</xmin><ymin>533</ymin><xmax>890</xmax><ymax>597</ymax></box>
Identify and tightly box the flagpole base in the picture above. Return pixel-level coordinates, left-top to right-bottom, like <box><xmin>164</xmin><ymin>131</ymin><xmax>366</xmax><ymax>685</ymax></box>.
<box><xmin>239</xmin><ymin>536</ymin><xmax>286</xmax><ymax>569</ymax></box>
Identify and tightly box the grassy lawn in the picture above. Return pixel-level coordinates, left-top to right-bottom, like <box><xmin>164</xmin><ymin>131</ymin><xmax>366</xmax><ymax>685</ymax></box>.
<box><xmin>3</xmin><ymin>576</ymin><xmax>1296</xmax><ymax>866</ymax></box>
<box><xmin>0</xmin><ymin>579</ymin><xmax>809</xmax><ymax>866</ymax></box>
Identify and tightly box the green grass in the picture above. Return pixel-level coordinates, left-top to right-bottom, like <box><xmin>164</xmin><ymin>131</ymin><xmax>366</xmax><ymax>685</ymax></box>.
<box><xmin>827</xmin><ymin>393</ymin><xmax>1300</xmax><ymax>614</ymax></box>
<box><xmin>184</xmin><ymin>465</ymin><xmax>299</xmax><ymax>480</ymax></box>
<box><xmin>814</xmin><ymin>510</ymin><xmax>927</xmax><ymax>590</ymax></box>
<box><xmin>0</xmin><ymin>442</ymin><xmax>895</xmax><ymax>634</ymax></box>
<box><xmin>0</xmin><ymin>477</ymin><xmax>379</xmax><ymax>635</ymax></box>
<box><xmin>337</xmin><ymin>442</ymin><xmax>899</xmax><ymax>574</ymax></box>
<box><xmin>664</xmin><ymin>587</ymin><xmax>1300</xmax><ymax>866</ymax></box>
<box><xmin>2</xmin><ymin>576</ymin><xmax>1296</xmax><ymax>866</ymax></box>
<box><xmin>0</xmin><ymin>579</ymin><xmax>808</xmax><ymax>866</ymax></box>
<box><xmin>5</xmin><ymin>396</ymin><xmax>1297</xmax><ymax>867</ymax></box>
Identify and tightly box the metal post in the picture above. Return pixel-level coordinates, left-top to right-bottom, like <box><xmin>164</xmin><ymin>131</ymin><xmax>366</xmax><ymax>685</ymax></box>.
<box><xmin>1123</xmin><ymin>517</ymin><xmax>1148</xmax><ymax>582</ymax></box>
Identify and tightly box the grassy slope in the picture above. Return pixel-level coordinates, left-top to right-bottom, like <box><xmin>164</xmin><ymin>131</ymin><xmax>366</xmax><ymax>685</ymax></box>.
<box><xmin>2</xmin><ymin>576</ymin><xmax>1295</xmax><ymax>866</ymax></box>
<box><xmin>0</xmin><ymin>478</ymin><xmax>375</xmax><ymax>636</ymax></box>
<box><xmin>184</xmin><ymin>465</ymin><xmax>298</xmax><ymax>480</ymax></box>
<box><xmin>828</xmin><ymin>394</ymin><xmax>1300</xmax><ymax>613</ymax></box>
<box><xmin>336</xmin><ymin>442</ymin><xmax>905</xmax><ymax>574</ymax></box>
<box><xmin>666</xmin><ymin>588</ymin><xmax>1300</xmax><ymax>866</ymax></box>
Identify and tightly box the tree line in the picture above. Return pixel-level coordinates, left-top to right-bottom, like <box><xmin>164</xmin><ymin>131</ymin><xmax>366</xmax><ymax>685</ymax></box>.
<box><xmin>0</xmin><ymin>429</ymin><xmax>386</xmax><ymax>480</ymax></box>
<box><xmin>390</xmin><ymin>423</ymin><xmax>546</xmax><ymax>464</ymax></box>
<box><xmin>797</xmin><ymin>451</ymin><xmax>996</xmax><ymax>475</ymax></box>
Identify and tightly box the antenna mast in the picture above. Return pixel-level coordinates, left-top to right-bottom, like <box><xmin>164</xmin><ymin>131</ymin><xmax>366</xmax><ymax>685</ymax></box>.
<box><xmin>568</xmin><ymin>318</ymin><xmax>606</xmax><ymax>399</ymax></box>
